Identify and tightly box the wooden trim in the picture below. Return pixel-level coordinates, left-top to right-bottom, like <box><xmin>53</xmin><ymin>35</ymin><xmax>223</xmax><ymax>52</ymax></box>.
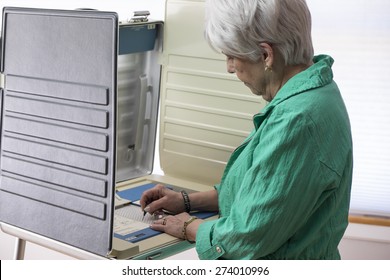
<box><xmin>349</xmin><ymin>215</ymin><xmax>390</xmax><ymax>227</ymax></box>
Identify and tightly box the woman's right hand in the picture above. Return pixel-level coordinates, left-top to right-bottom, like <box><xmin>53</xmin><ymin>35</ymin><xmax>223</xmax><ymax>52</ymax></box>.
<box><xmin>140</xmin><ymin>184</ymin><xmax>185</xmax><ymax>215</ymax></box>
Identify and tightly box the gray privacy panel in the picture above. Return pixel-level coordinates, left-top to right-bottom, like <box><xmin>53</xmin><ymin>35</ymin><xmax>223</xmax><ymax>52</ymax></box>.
<box><xmin>0</xmin><ymin>88</ymin><xmax>2</xmax><ymax>149</ymax></box>
<box><xmin>0</xmin><ymin>8</ymin><xmax>118</xmax><ymax>256</ymax></box>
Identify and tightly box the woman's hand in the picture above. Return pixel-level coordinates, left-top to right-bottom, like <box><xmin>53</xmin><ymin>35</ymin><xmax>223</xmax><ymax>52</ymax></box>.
<box><xmin>151</xmin><ymin>213</ymin><xmax>203</xmax><ymax>241</ymax></box>
<box><xmin>140</xmin><ymin>184</ymin><xmax>184</xmax><ymax>215</ymax></box>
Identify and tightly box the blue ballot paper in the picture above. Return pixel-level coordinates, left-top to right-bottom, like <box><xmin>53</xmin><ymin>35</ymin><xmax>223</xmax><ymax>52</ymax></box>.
<box><xmin>114</xmin><ymin>183</ymin><xmax>217</xmax><ymax>243</ymax></box>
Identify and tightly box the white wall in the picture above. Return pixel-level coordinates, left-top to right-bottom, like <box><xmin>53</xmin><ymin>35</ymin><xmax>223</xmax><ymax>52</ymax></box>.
<box><xmin>339</xmin><ymin>224</ymin><xmax>390</xmax><ymax>259</ymax></box>
<box><xmin>0</xmin><ymin>0</ymin><xmax>165</xmax><ymax>22</ymax></box>
<box><xmin>0</xmin><ymin>0</ymin><xmax>389</xmax><ymax>260</ymax></box>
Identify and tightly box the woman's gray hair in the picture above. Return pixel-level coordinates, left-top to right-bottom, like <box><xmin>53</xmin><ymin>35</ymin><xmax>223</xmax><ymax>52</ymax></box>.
<box><xmin>205</xmin><ymin>0</ymin><xmax>314</xmax><ymax>65</ymax></box>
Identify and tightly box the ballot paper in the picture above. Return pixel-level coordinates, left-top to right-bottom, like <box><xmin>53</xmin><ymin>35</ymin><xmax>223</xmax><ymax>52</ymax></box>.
<box><xmin>114</xmin><ymin>204</ymin><xmax>163</xmax><ymax>242</ymax></box>
<box><xmin>114</xmin><ymin>205</ymin><xmax>157</xmax><ymax>236</ymax></box>
<box><xmin>113</xmin><ymin>183</ymin><xmax>217</xmax><ymax>243</ymax></box>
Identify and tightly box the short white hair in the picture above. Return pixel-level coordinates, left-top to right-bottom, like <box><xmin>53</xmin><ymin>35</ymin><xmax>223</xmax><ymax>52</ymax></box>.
<box><xmin>205</xmin><ymin>0</ymin><xmax>314</xmax><ymax>65</ymax></box>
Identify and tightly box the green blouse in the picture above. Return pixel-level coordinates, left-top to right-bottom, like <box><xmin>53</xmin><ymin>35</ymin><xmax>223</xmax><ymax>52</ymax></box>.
<box><xmin>195</xmin><ymin>55</ymin><xmax>353</xmax><ymax>259</ymax></box>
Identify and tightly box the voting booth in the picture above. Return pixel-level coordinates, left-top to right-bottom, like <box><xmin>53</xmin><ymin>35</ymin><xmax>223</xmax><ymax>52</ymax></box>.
<box><xmin>0</xmin><ymin>0</ymin><xmax>265</xmax><ymax>259</ymax></box>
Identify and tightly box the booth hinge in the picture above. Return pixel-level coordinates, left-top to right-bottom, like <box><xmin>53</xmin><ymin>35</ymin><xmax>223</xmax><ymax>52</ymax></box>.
<box><xmin>158</xmin><ymin>53</ymin><xmax>167</xmax><ymax>67</ymax></box>
<box><xmin>0</xmin><ymin>73</ymin><xmax>4</xmax><ymax>89</ymax></box>
<box><xmin>128</xmin><ymin>10</ymin><xmax>150</xmax><ymax>23</ymax></box>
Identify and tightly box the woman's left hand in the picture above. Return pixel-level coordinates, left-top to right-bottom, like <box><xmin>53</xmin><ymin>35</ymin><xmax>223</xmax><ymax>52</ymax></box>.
<box><xmin>151</xmin><ymin>213</ymin><xmax>200</xmax><ymax>240</ymax></box>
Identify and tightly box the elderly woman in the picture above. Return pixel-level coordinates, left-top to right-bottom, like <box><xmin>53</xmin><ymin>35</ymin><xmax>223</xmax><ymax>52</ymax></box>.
<box><xmin>140</xmin><ymin>0</ymin><xmax>353</xmax><ymax>259</ymax></box>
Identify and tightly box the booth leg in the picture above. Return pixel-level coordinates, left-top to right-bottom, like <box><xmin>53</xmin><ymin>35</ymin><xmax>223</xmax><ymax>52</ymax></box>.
<box><xmin>13</xmin><ymin>238</ymin><xmax>26</xmax><ymax>260</ymax></box>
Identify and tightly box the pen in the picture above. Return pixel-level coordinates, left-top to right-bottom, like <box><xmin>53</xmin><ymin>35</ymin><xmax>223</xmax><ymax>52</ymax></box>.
<box><xmin>142</xmin><ymin>210</ymin><xmax>147</xmax><ymax>221</ymax></box>
<box><xmin>115</xmin><ymin>201</ymin><xmax>132</xmax><ymax>210</ymax></box>
<box><xmin>142</xmin><ymin>203</ymin><xmax>149</xmax><ymax>221</ymax></box>
<box><xmin>114</xmin><ymin>193</ymin><xmax>132</xmax><ymax>210</ymax></box>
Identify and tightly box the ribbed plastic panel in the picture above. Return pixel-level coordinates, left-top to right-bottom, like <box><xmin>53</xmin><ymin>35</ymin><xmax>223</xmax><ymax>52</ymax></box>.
<box><xmin>159</xmin><ymin>0</ymin><xmax>266</xmax><ymax>186</ymax></box>
<box><xmin>0</xmin><ymin>7</ymin><xmax>118</xmax><ymax>256</ymax></box>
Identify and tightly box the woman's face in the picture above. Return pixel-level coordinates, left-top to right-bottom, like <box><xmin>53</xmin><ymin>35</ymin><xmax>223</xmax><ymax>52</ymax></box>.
<box><xmin>226</xmin><ymin>55</ymin><xmax>273</xmax><ymax>101</ymax></box>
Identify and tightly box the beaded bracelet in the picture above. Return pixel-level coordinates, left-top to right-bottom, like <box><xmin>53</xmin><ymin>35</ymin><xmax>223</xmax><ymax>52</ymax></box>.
<box><xmin>182</xmin><ymin>216</ymin><xmax>198</xmax><ymax>243</ymax></box>
<box><xmin>181</xmin><ymin>190</ymin><xmax>191</xmax><ymax>213</ymax></box>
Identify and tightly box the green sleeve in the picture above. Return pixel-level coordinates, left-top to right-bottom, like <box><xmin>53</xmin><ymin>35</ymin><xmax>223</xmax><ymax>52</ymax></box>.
<box><xmin>195</xmin><ymin>110</ymin><xmax>331</xmax><ymax>259</ymax></box>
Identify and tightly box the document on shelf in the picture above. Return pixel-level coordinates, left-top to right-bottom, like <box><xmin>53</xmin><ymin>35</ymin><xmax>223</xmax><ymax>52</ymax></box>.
<box><xmin>114</xmin><ymin>204</ymin><xmax>157</xmax><ymax>236</ymax></box>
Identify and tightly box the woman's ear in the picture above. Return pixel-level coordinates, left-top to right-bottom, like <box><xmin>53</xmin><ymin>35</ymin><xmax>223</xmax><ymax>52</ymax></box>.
<box><xmin>260</xmin><ymin>43</ymin><xmax>274</xmax><ymax>67</ymax></box>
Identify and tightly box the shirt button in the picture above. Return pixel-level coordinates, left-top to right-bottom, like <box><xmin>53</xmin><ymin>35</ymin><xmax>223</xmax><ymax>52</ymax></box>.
<box><xmin>216</xmin><ymin>246</ymin><xmax>222</xmax><ymax>253</ymax></box>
